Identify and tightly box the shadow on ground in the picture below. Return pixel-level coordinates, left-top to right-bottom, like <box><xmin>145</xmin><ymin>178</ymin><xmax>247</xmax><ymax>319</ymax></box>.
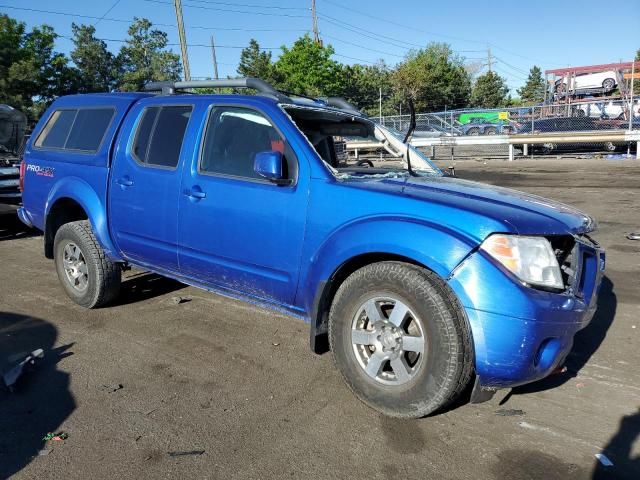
<box><xmin>0</xmin><ymin>207</ymin><xmax>40</xmax><ymax>242</ymax></box>
<box><xmin>0</xmin><ymin>312</ymin><xmax>75</xmax><ymax>479</ymax></box>
<box><xmin>115</xmin><ymin>272</ymin><xmax>187</xmax><ymax>305</ymax></box>
<box><xmin>592</xmin><ymin>409</ymin><xmax>640</xmax><ymax>480</ymax></box>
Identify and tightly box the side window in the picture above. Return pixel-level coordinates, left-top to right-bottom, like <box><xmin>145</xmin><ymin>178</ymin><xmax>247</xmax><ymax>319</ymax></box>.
<box><xmin>200</xmin><ymin>106</ymin><xmax>295</xmax><ymax>180</ymax></box>
<box><xmin>65</xmin><ymin>109</ymin><xmax>114</xmax><ymax>151</ymax></box>
<box><xmin>132</xmin><ymin>105</ymin><xmax>192</xmax><ymax>169</ymax></box>
<box><xmin>36</xmin><ymin>110</ymin><xmax>77</xmax><ymax>148</ymax></box>
<box><xmin>35</xmin><ymin>108</ymin><xmax>115</xmax><ymax>152</ymax></box>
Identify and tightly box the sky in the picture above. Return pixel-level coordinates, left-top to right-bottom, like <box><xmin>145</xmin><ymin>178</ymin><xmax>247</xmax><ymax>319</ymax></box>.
<box><xmin>3</xmin><ymin>0</ymin><xmax>639</xmax><ymax>94</ymax></box>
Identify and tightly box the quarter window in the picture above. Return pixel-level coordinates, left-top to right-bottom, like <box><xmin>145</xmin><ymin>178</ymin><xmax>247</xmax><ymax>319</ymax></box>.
<box><xmin>132</xmin><ymin>106</ymin><xmax>192</xmax><ymax>169</ymax></box>
<box><xmin>35</xmin><ymin>108</ymin><xmax>114</xmax><ymax>152</ymax></box>
<box><xmin>200</xmin><ymin>106</ymin><xmax>295</xmax><ymax>180</ymax></box>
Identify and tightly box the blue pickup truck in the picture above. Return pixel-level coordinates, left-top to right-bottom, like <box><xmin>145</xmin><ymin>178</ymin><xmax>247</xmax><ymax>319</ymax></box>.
<box><xmin>18</xmin><ymin>79</ymin><xmax>605</xmax><ymax>418</ymax></box>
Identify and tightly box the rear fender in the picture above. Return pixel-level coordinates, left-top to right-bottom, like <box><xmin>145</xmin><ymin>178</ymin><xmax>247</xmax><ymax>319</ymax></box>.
<box><xmin>45</xmin><ymin>177</ymin><xmax>122</xmax><ymax>261</ymax></box>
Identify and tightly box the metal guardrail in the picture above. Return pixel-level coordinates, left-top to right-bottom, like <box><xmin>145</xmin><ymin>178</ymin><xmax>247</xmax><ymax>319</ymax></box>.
<box><xmin>346</xmin><ymin>130</ymin><xmax>640</xmax><ymax>160</ymax></box>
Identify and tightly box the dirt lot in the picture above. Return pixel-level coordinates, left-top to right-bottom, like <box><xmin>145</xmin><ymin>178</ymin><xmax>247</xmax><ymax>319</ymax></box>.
<box><xmin>1</xmin><ymin>157</ymin><xmax>639</xmax><ymax>480</ymax></box>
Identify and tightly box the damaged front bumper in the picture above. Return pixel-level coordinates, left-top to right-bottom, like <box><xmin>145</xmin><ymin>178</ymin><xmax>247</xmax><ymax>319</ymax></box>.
<box><xmin>449</xmin><ymin>235</ymin><xmax>605</xmax><ymax>401</ymax></box>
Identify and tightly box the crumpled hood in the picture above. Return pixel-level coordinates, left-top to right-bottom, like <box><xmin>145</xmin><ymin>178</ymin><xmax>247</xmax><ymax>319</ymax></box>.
<box><xmin>371</xmin><ymin>175</ymin><xmax>596</xmax><ymax>237</ymax></box>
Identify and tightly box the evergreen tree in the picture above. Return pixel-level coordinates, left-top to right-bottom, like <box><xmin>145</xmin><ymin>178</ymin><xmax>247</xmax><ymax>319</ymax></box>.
<box><xmin>471</xmin><ymin>71</ymin><xmax>509</xmax><ymax>108</ymax></box>
<box><xmin>517</xmin><ymin>66</ymin><xmax>545</xmax><ymax>104</ymax></box>
<box><xmin>117</xmin><ymin>18</ymin><xmax>181</xmax><ymax>92</ymax></box>
<box><xmin>70</xmin><ymin>23</ymin><xmax>120</xmax><ymax>93</ymax></box>
<box><xmin>237</xmin><ymin>39</ymin><xmax>277</xmax><ymax>83</ymax></box>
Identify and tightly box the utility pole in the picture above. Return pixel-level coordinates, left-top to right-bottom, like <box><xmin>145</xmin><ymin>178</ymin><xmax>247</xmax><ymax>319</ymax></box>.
<box><xmin>174</xmin><ymin>0</ymin><xmax>191</xmax><ymax>81</ymax></box>
<box><xmin>487</xmin><ymin>46</ymin><xmax>492</xmax><ymax>73</ymax></box>
<box><xmin>311</xmin><ymin>0</ymin><xmax>321</xmax><ymax>45</ymax></box>
<box><xmin>379</xmin><ymin>87</ymin><xmax>382</xmax><ymax>123</ymax></box>
<box><xmin>210</xmin><ymin>35</ymin><xmax>219</xmax><ymax>80</ymax></box>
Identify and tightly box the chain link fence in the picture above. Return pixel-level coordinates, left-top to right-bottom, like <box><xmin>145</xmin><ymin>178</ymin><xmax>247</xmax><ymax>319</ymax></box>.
<box><xmin>374</xmin><ymin>99</ymin><xmax>639</xmax><ymax>160</ymax></box>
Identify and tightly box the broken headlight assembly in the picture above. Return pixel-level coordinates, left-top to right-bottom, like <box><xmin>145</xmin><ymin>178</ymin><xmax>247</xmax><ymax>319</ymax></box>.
<box><xmin>480</xmin><ymin>234</ymin><xmax>564</xmax><ymax>290</ymax></box>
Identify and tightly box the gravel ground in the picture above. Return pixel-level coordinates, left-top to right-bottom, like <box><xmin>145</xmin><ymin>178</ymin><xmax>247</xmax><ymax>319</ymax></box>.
<box><xmin>1</xmin><ymin>157</ymin><xmax>638</xmax><ymax>480</ymax></box>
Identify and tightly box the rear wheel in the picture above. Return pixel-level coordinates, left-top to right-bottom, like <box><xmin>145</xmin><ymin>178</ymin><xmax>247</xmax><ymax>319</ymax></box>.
<box><xmin>604</xmin><ymin>141</ymin><xmax>617</xmax><ymax>152</ymax></box>
<box><xmin>466</xmin><ymin>127</ymin><xmax>480</xmax><ymax>136</ymax></box>
<box><xmin>484</xmin><ymin>127</ymin><xmax>497</xmax><ymax>135</ymax></box>
<box><xmin>329</xmin><ymin>262</ymin><xmax>473</xmax><ymax>418</ymax></box>
<box><xmin>602</xmin><ymin>78</ymin><xmax>616</xmax><ymax>91</ymax></box>
<box><xmin>54</xmin><ymin>220</ymin><xmax>121</xmax><ymax>308</ymax></box>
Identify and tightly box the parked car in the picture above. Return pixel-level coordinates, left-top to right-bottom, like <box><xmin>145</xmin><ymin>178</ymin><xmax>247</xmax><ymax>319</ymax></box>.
<box><xmin>555</xmin><ymin>70</ymin><xmax>618</xmax><ymax>93</ymax></box>
<box><xmin>461</xmin><ymin>118</ymin><xmax>515</xmax><ymax>135</ymax></box>
<box><xmin>517</xmin><ymin>116</ymin><xmax>626</xmax><ymax>153</ymax></box>
<box><xmin>574</xmin><ymin>100</ymin><xmax>640</xmax><ymax>120</ymax></box>
<box><xmin>0</xmin><ymin>105</ymin><xmax>28</xmax><ymax>205</ymax></box>
<box><xmin>18</xmin><ymin>79</ymin><xmax>605</xmax><ymax>418</ymax></box>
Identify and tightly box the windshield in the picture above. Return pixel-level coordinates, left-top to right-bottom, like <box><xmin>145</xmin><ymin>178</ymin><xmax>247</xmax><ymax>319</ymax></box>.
<box><xmin>283</xmin><ymin>105</ymin><xmax>442</xmax><ymax>180</ymax></box>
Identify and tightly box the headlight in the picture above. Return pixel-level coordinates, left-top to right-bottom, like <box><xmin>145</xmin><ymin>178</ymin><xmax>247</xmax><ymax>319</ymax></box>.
<box><xmin>480</xmin><ymin>234</ymin><xmax>564</xmax><ymax>290</ymax></box>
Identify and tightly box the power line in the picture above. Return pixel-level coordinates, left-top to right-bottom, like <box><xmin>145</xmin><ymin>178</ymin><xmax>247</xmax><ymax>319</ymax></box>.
<box><xmin>56</xmin><ymin>34</ymin><xmax>280</xmax><ymax>50</ymax></box>
<box><xmin>94</xmin><ymin>0</ymin><xmax>121</xmax><ymax>26</ymax></box>
<box><xmin>320</xmin><ymin>1</ymin><xmax>563</xmax><ymax>67</ymax></box>
<box><xmin>318</xmin><ymin>13</ymin><xmax>425</xmax><ymax>49</ymax></box>
<box><xmin>183</xmin><ymin>0</ymin><xmax>308</xmax><ymax>10</ymax></box>
<box><xmin>0</xmin><ymin>5</ymin><xmax>309</xmax><ymax>32</ymax></box>
<box><xmin>322</xmin><ymin>34</ymin><xmax>405</xmax><ymax>59</ymax></box>
<box><xmin>141</xmin><ymin>0</ymin><xmax>308</xmax><ymax>18</ymax></box>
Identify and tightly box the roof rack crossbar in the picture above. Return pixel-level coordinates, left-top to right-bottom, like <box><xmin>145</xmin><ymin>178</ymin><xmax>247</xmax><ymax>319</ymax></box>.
<box><xmin>144</xmin><ymin>78</ymin><xmax>291</xmax><ymax>102</ymax></box>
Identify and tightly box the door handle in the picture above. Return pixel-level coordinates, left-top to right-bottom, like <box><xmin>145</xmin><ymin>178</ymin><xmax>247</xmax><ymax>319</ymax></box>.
<box><xmin>185</xmin><ymin>189</ymin><xmax>206</xmax><ymax>199</ymax></box>
<box><xmin>116</xmin><ymin>177</ymin><xmax>134</xmax><ymax>187</ymax></box>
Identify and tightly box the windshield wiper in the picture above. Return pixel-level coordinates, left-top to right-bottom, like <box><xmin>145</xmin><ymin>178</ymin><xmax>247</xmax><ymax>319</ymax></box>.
<box><xmin>402</xmin><ymin>97</ymin><xmax>419</xmax><ymax>177</ymax></box>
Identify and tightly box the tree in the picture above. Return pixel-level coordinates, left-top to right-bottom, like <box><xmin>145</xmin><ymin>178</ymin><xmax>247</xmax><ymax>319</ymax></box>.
<box><xmin>70</xmin><ymin>23</ymin><xmax>120</xmax><ymax>93</ymax></box>
<box><xmin>341</xmin><ymin>62</ymin><xmax>395</xmax><ymax>116</ymax></box>
<box><xmin>0</xmin><ymin>16</ymin><xmax>78</xmax><ymax>120</ymax></box>
<box><xmin>117</xmin><ymin>18</ymin><xmax>181</xmax><ymax>92</ymax></box>
<box><xmin>273</xmin><ymin>34</ymin><xmax>344</xmax><ymax>96</ymax></box>
<box><xmin>237</xmin><ymin>39</ymin><xmax>278</xmax><ymax>84</ymax></box>
<box><xmin>517</xmin><ymin>66</ymin><xmax>545</xmax><ymax>104</ymax></box>
<box><xmin>393</xmin><ymin>43</ymin><xmax>471</xmax><ymax>112</ymax></box>
<box><xmin>470</xmin><ymin>71</ymin><xmax>509</xmax><ymax>108</ymax></box>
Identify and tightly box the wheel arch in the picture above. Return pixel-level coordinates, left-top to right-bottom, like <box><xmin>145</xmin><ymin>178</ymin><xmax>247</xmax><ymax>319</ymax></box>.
<box><xmin>303</xmin><ymin>218</ymin><xmax>477</xmax><ymax>354</ymax></box>
<box><xmin>44</xmin><ymin>177</ymin><xmax>121</xmax><ymax>261</ymax></box>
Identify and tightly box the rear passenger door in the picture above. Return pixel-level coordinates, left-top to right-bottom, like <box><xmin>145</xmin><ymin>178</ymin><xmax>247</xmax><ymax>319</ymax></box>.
<box><xmin>109</xmin><ymin>101</ymin><xmax>193</xmax><ymax>273</ymax></box>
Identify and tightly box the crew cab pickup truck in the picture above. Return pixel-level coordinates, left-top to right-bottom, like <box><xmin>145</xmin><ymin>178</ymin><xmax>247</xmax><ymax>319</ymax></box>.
<box><xmin>18</xmin><ymin>79</ymin><xmax>605</xmax><ymax>418</ymax></box>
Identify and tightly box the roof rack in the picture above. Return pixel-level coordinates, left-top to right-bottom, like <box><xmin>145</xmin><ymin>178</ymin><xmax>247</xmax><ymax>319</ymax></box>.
<box><xmin>144</xmin><ymin>78</ymin><xmax>292</xmax><ymax>102</ymax></box>
<box><xmin>143</xmin><ymin>77</ymin><xmax>363</xmax><ymax>115</ymax></box>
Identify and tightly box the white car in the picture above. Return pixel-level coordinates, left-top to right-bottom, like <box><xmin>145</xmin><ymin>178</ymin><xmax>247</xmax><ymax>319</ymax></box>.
<box><xmin>574</xmin><ymin>100</ymin><xmax>640</xmax><ymax>119</ymax></box>
<box><xmin>555</xmin><ymin>70</ymin><xmax>618</xmax><ymax>93</ymax></box>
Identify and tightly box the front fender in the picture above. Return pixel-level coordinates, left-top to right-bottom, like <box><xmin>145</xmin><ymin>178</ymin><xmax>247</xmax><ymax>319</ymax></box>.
<box><xmin>300</xmin><ymin>216</ymin><xmax>478</xmax><ymax>315</ymax></box>
<box><xmin>45</xmin><ymin>176</ymin><xmax>122</xmax><ymax>261</ymax></box>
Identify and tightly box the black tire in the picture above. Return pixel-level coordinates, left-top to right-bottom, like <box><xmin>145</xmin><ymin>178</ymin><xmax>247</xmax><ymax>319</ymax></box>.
<box><xmin>484</xmin><ymin>127</ymin><xmax>497</xmax><ymax>135</ymax></box>
<box><xmin>328</xmin><ymin>261</ymin><xmax>473</xmax><ymax>418</ymax></box>
<box><xmin>604</xmin><ymin>141</ymin><xmax>617</xmax><ymax>152</ymax></box>
<box><xmin>602</xmin><ymin>78</ymin><xmax>615</xmax><ymax>91</ymax></box>
<box><xmin>54</xmin><ymin>220</ymin><xmax>121</xmax><ymax>308</ymax></box>
<box><xmin>356</xmin><ymin>160</ymin><xmax>374</xmax><ymax>168</ymax></box>
<box><xmin>466</xmin><ymin>127</ymin><xmax>480</xmax><ymax>136</ymax></box>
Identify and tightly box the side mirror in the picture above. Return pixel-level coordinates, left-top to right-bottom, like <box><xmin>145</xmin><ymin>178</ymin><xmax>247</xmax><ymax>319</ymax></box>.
<box><xmin>253</xmin><ymin>151</ymin><xmax>291</xmax><ymax>185</ymax></box>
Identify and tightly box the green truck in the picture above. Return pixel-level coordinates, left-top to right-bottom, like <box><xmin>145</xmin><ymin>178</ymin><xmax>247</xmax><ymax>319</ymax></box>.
<box><xmin>458</xmin><ymin>111</ymin><xmax>510</xmax><ymax>125</ymax></box>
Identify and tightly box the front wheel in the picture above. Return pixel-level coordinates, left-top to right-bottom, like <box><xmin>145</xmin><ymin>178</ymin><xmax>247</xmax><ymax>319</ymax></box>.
<box><xmin>54</xmin><ymin>220</ymin><xmax>121</xmax><ymax>308</ymax></box>
<box><xmin>329</xmin><ymin>262</ymin><xmax>473</xmax><ymax>418</ymax></box>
